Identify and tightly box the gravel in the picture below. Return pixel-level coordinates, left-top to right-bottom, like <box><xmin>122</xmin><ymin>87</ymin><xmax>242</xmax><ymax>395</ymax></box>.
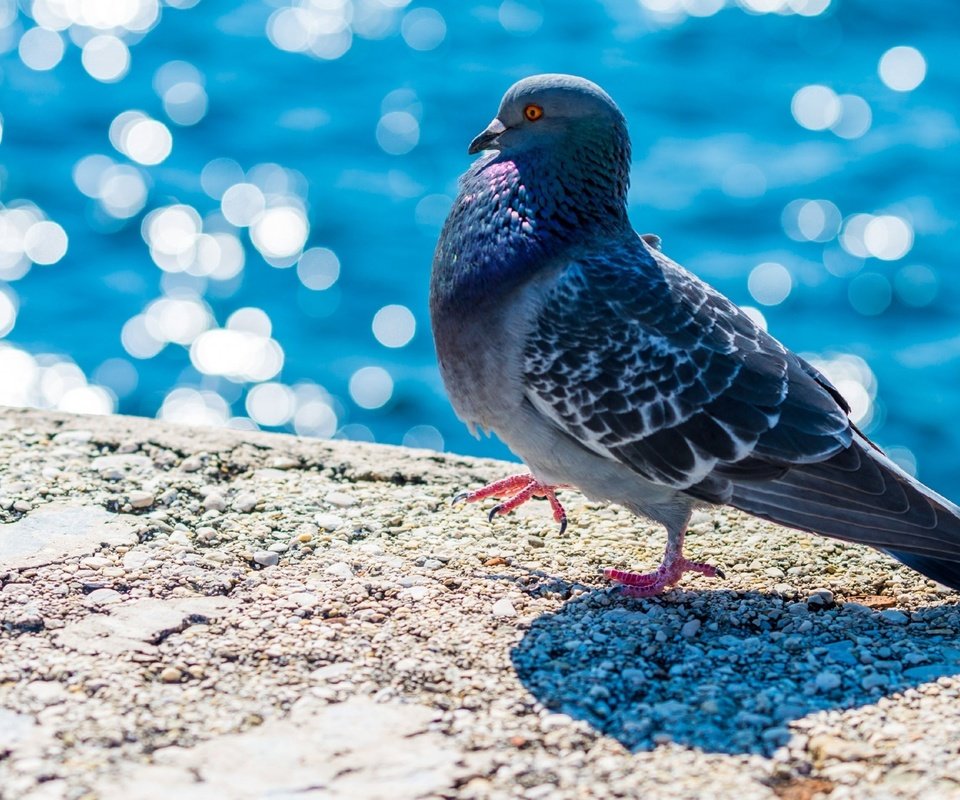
<box><xmin>1</xmin><ymin>407</ymin><xmax>960</xmax><ymax>800</ymax></box>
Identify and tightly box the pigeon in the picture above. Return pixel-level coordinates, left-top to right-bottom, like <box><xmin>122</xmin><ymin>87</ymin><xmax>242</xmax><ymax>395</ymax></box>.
<box><xmin>429</xmin><ymin>73</ymin><xmax>960</xmax><ymax>596</ymax></box>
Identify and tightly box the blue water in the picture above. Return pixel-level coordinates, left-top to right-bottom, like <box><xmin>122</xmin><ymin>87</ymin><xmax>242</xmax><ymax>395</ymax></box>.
<box><xmin>1</xmin><ymin>1</ymin><xmax>959</xmax><ymax>495</ymax></box>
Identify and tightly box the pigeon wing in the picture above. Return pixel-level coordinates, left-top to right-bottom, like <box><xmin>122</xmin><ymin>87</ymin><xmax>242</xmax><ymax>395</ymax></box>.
<box><xmin>522</xmin><ymin>244</ymin><xmax>852</xmax><ymax>503</ymax></box>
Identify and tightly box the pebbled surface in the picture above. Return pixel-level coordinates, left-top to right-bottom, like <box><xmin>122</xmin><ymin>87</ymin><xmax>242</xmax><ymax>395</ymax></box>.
<box><xmin>1</xmin><ymin>408</ymin><xmax>959</xmax><ymax>800</ymax></box>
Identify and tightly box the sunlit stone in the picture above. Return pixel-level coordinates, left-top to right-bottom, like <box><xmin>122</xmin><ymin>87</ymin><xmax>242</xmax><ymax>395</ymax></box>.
<box><xmin>349</xmin><ymin>366</ymin><xmax>393</xmax><ymax>409</ymax></box>
<box><xmin>748</xmin><ymin>262</ymin><xmax>792</xmax><ymax>306</ymax></box>
<box><xmin>879</xmin><ymin>46</ymin><xmax>926</xmax><ymax>92</ymax></box>
<box><xmin>372</xmin><ymin>304</ymin><xmax>416</xmax><ymax>348</ymax></box>
<box><xmin>23</xmin><ymin>220</ymin><xmax>68</xmax><ymax>265</ymax></box>
<box><xmin>81</xmin><ymin>34</ymin><xmax>130</xmax><ymax>82</ymax></box>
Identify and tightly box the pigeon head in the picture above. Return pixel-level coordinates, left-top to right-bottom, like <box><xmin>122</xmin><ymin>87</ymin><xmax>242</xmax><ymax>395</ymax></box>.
<box><xmin>467</xmin><ymin>74</ymin><xmax>632</xmax><ymax>218</ymax></box>
<box><xmin>431</xmin><ymin>75</ymin><xmax>633</xmax><ymax>314</ymax></box>
<box><xmin>469</xmin><ymin>74</ymin><xmax>627</xmax><ymax>157</ymax></box>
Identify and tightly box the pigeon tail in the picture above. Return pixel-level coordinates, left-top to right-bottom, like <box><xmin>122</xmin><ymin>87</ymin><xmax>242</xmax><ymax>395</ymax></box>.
<box><xmin>729</xmin><ymin>440</ymin><xmax>960</xmax><ymax>589</ymax></box>
<box><xmin>882</xmin><ymin>551</ymin><xmax>960</xmax><ymax>591</ymax></box>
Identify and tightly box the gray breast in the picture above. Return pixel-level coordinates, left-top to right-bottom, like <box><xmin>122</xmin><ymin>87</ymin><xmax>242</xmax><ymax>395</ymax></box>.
<box><xmin>434</xmin><ymin>265</ymin><xmax>563</xmax><ymax>437</ymax></box>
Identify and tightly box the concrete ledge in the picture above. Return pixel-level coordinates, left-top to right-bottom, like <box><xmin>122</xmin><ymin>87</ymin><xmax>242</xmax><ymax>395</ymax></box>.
<box><xmin>1</xmin><ymin>407</ymin><xmax>959</xmax><ymax>799</ymax></box>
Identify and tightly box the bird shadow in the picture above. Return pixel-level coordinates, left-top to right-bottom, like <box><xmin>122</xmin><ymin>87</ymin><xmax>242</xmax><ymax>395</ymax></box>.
<box><xmin>509</xmin><ymin>584</ymin><xmax>960</xmax><ymax>755</ymax></box>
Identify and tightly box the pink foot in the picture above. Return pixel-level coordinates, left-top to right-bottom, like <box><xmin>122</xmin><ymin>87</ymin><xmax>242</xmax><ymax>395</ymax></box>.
<box><xmin>604</xmin><ymin>527</ymin><xmax>724</xmax><ymax>597</ymax></box>
<box><xmin>453</xmin><ymin>473</ymin><xmax>568</xmax><ymax>534</ymax></box>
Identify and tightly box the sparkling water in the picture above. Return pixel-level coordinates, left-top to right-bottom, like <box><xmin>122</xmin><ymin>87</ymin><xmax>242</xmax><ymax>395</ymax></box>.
<box><xmin>1</xmin><ymin>0</ymin><xmax>958</xmax><ymax>495</ymax></box>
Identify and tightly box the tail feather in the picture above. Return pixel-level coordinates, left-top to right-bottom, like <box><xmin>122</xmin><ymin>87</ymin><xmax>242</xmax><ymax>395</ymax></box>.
<box><xmin>729</xmin><ymin>441</ymin><xmax>960</xmax><ymax>579</ymax></box>
<box><xmin>884</xmin><ymin>550</ymin><xmax>960</xmax><ymax>591</ymax></box>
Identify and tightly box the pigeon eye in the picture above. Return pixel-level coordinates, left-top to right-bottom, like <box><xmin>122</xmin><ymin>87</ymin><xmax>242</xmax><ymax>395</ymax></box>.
<box><xmin>524</xmin><ymin>104</ymin><xmax>544</xmax><ymax>122</ymax></box>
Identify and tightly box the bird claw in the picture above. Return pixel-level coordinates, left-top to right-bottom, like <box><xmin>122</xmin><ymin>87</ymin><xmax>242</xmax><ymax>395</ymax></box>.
<box><xmin>452</xmin><ymin>473</ymin><xmax>568</xmax><ymax>534</ymax></box>
<box><xmin>605</xmin><ymin>557</ymin><xmax>724</xmax><ymax>597</ymax></box>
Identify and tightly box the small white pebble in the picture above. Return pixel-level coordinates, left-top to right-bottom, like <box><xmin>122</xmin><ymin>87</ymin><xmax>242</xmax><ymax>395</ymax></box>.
<box><xmin>168</xmin><ymin>531</ymin><xmax>192</xmax><ymax>547</ymax></box>
<box><xmin>127</xmin><ymin>491</ymin><xmax>155</xmax><ymax>509</ymax></box>
<box><xmin>52</xmin><ymin>430</ymin><xmax>93</xmax><ymax>444</ymax></box>
<box><xmin>492</xmin><ymin>598</ymin><xmax>517</xmax><ymax>617</ymax></box>
<box><xmin>399</xmin><ymin>585</ymin><xmax>429</xmax><ymax>601</ymax></box>
<box><xmin>314</xmin><ymin>513</ymin><xmax>345</xmax><ymax>531</ymax></box>
<box><xmin>810</xmin><ymin>587</ymin><xmax>834</xmax><ymax>605</ymax></box>
<box><xmin>325</xmin><ymin>491</ymin><xmax>357</xmax><ymax>508</ymax></box>
<box><xmin>325</xmin><ymin>561</ymin><xmax>354</xmax><ymax>579</ymax></box>
<box><xmin>253</xmin><ymin>550</ymin><xmax>279</xmax><ymax>567</ymax></box>
<box><xmin>680</xmin><ymin>619</ymin><xmax>701</xmax><ymax>638</ymax></box>
<box><xmin>202</xmin><ymin>493</ymin><xmax>226</xmax><ymax>512</ymax></box>
<box><xmin>159</xmin><ymin>666</ymin><xmax>183</xmax><ymax>683</ymax></box>
<box><xmin>815</xmin><ymin>671</ymin><xmax>842</xmax><ymax>692</ymax></box>
<box><xmin>233</xmin><ymin>493</ymin><xmax>259</xmax><ymax>513</ymax></box>
<box><xmin>180</xmin><ymin>456</ymin><xmax>203</xmax><ymax>472</ymax></box>
<box><xmin>84</xmin><ymin>588</ymin><xmax>122</xmax><ymax>606</ymax></box>
<box><xmin>880</xmin><ymin>609</ymin><xmax>909</xmax><ymax>625</ymax></box>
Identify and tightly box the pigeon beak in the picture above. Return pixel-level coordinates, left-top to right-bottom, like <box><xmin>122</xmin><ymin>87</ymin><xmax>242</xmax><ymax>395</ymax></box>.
<box><xmin>468</xmin><ymin>118</ymin><xmax>507</xmax><ymax>154</ymax></box>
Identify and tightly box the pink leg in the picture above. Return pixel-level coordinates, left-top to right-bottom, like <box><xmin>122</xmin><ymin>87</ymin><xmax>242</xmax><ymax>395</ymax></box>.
<box><xmin>604</xmin><ymin>526</ymin><xmax>724</xmax><ymax>597</ymax></box>
<box><xmin>453</xmin><ymin>473</ymin><xmax>568</xmax><ymax>534</ymax></box>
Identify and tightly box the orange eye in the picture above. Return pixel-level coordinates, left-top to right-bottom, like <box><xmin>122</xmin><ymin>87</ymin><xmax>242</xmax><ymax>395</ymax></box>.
<box><xmin>524</xmin><ymin>104</ymin><xmax>543</xmax><ymax>122</ymax></box>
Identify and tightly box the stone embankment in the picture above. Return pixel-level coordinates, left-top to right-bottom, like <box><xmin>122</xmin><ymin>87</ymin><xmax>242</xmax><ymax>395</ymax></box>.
<box><xmin>1</xmin><ymin>408</ymin><xmax>959</xmax><ymax>799</ymax></box>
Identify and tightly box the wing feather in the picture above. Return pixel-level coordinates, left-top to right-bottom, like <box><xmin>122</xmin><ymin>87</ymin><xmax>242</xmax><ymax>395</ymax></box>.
<box><xmin>523</xmin><ymin>243</ymin><xmax>851</xmax><ymax>498</ymax></box>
